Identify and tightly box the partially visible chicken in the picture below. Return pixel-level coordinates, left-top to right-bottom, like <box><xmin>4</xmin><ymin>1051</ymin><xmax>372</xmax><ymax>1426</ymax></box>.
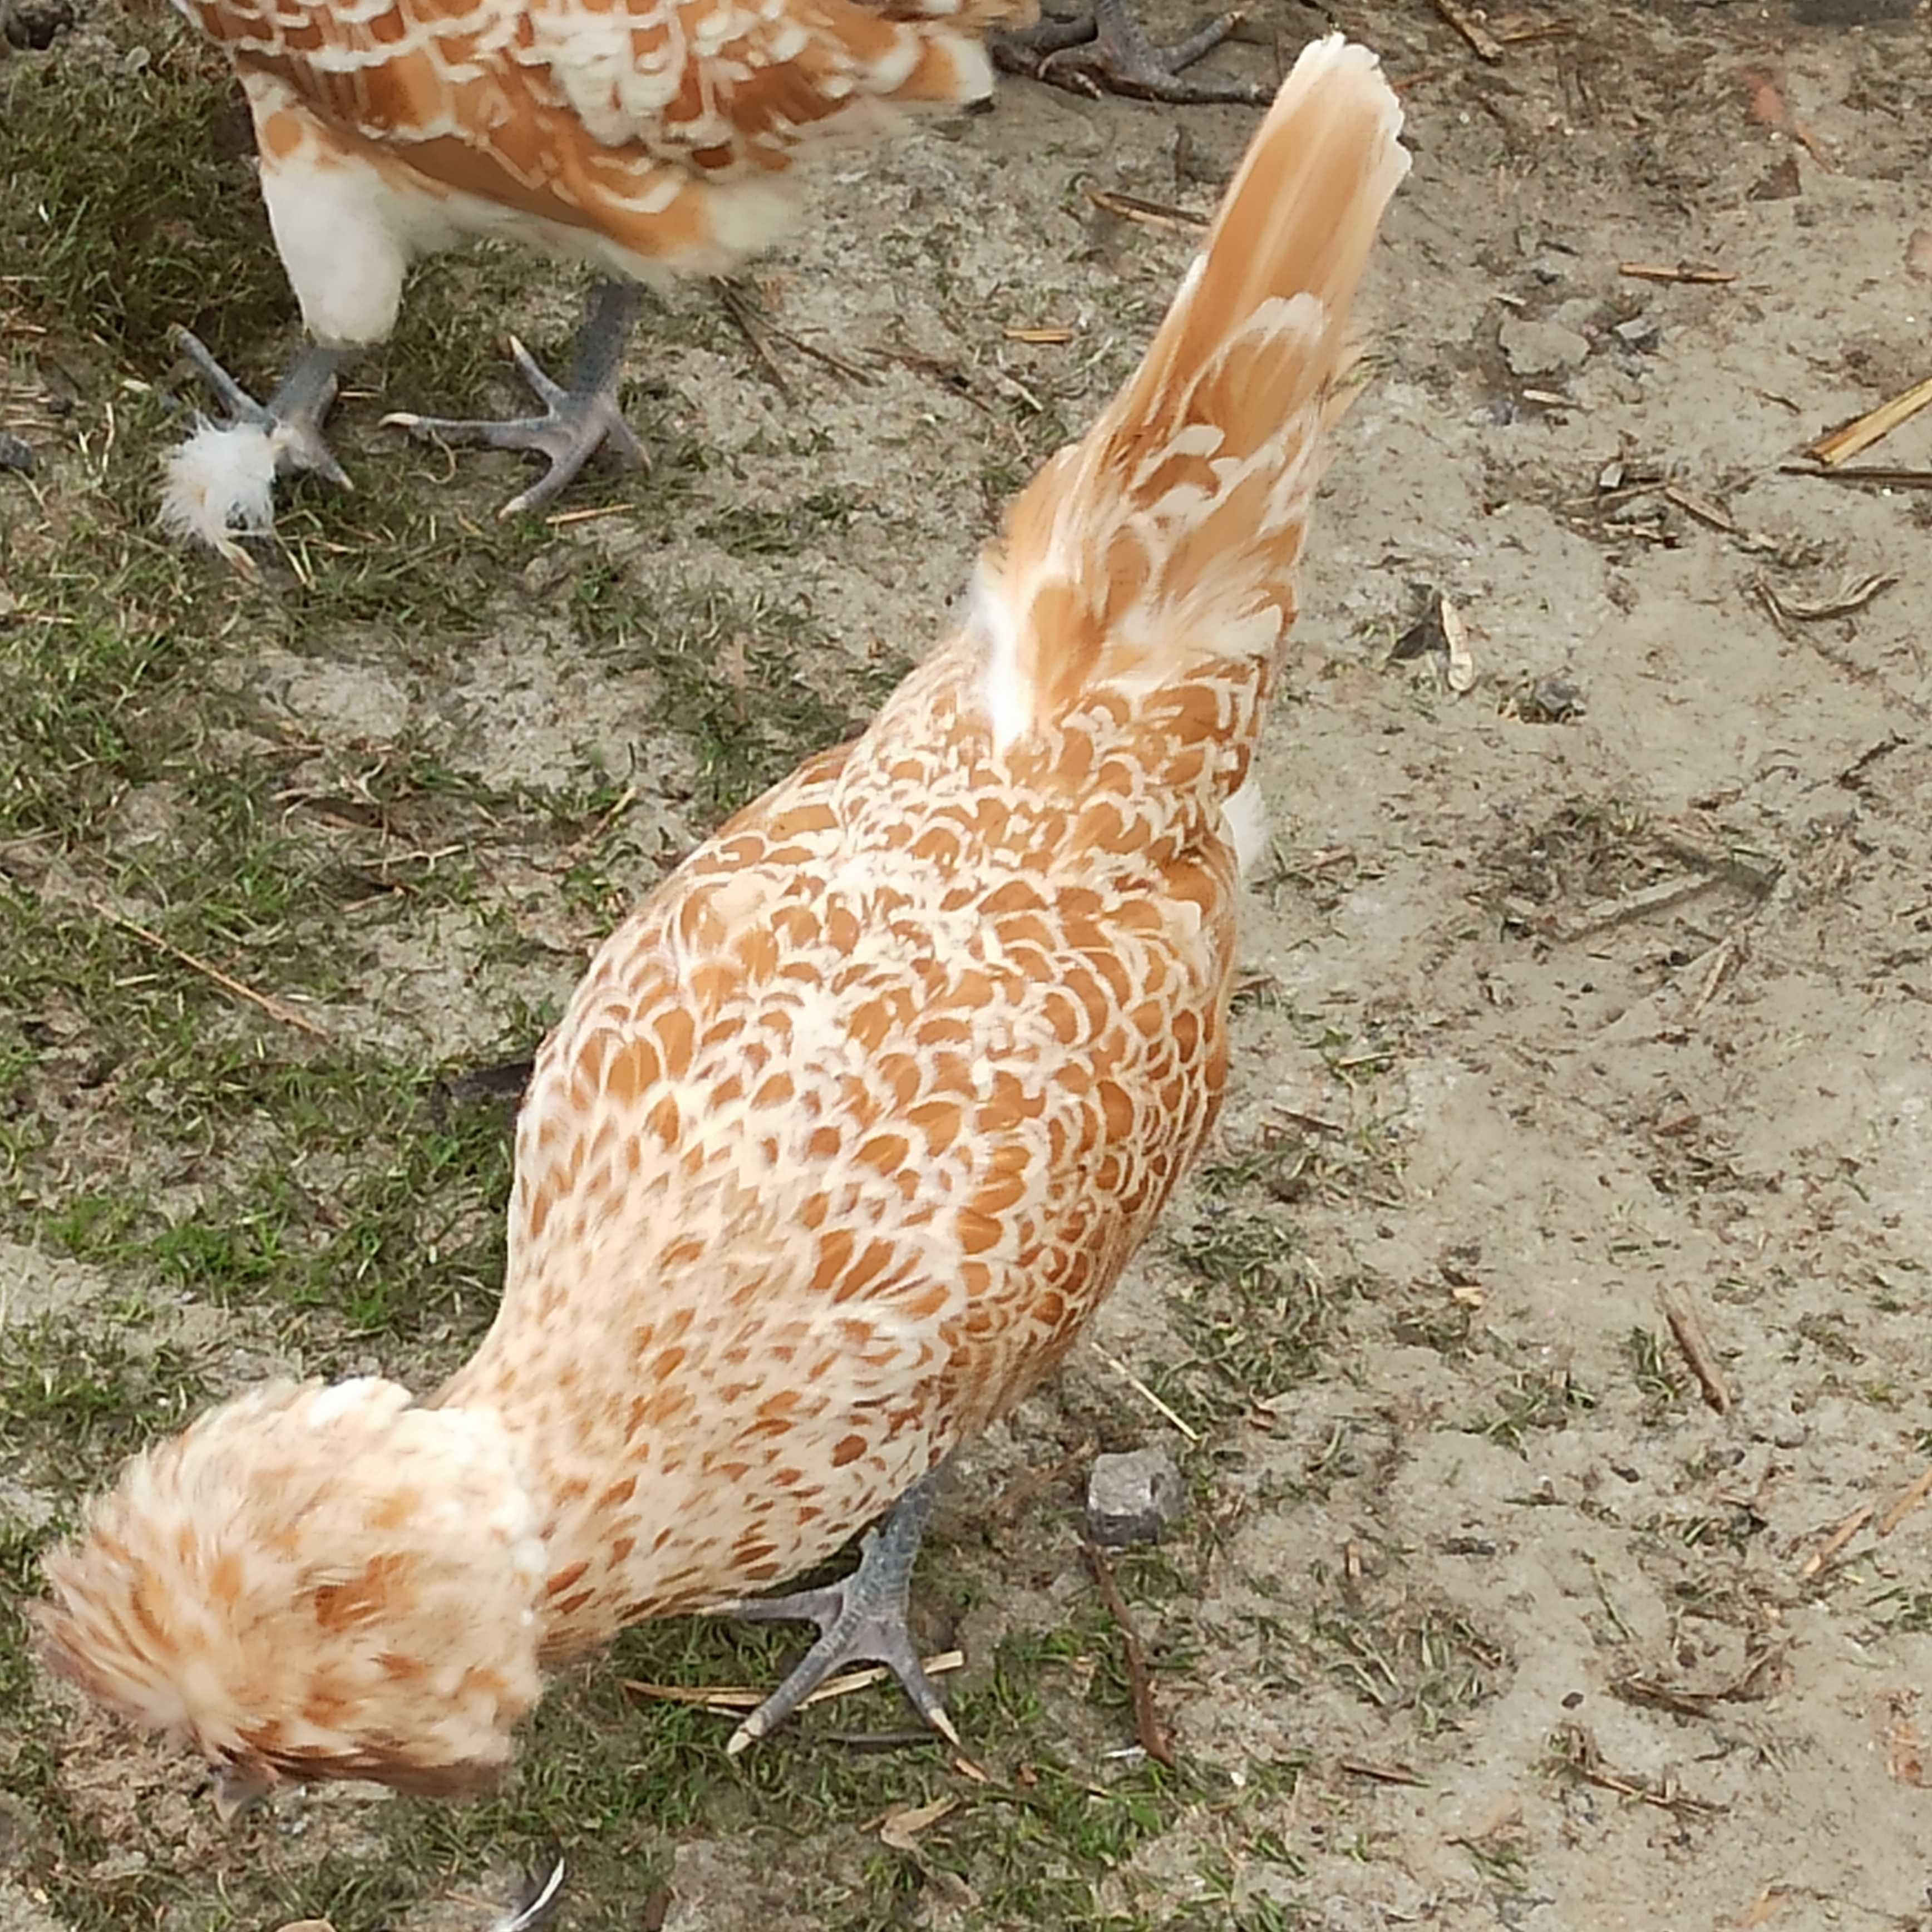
<box><xmin>42</xmin><ymin>35</ymin><xmax>1407</xmax><ymax>1806</ymax></box>
<box><xmin>156</xmin><ymin>0</ymin><xmax>1033</xmax><ymax>564</ymax></box>
<box><xmin>994</xmin><ymin>0</ymin><xmax>1266</xmax><ymax>107</ymax></box>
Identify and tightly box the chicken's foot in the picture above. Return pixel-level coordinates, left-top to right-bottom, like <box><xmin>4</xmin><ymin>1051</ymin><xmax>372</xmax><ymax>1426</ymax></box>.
<box><xmin>994</xmin><ymin>0</ymin><xmax>1267</xmax><ymax>106</ymax></box>
<box><xmin>173</xmin><ymin>332</ymin><xmax>349</xmax><ymax>487</ymax></box>
<box><xmin>385</xmin><ymin>279</ymin><xmax>647</xmax><ymax>519</ymax></box>
<box><xmin>717</xmin><ymin>1468</ymin><xmax>956</xmax><ymax>1756</ymax></box>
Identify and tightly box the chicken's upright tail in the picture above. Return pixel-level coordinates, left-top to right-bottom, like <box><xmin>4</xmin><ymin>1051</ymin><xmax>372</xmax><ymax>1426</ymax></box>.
<box><xmin>973</xmin><ymin>35</ymin><xmax>1407</xmax><ymax>762</ymax></box>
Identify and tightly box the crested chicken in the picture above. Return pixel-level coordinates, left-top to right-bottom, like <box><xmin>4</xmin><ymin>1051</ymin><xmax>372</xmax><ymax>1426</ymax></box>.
<box><xmin>157</xmin><ymin>0</ymin><xmax>1033</xmax><ymax>563</ymax></box>
<box><xmin>42</xmin><ymin>34</ymin><xmax>1408</xmax><ymax>1810</ymax></box>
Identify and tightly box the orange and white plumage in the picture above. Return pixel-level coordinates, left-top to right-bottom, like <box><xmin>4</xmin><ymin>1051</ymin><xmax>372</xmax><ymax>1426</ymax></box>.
<box><xmin>42</xmin><ymin>1379</ymin><xmax>548</xmax><ymax>1797</ymax></box>
<box><xmin>191</xmin><ymin>0</ymin><xmax>1022</xmax><ymax>328</ymax></box>
<box><xmin>47</xmin><ymin>36</ymin><xmax>1407</xmax><ymax>1800</ymax></box>
<box><xmin>157</xmin><ymin>0</ymin><xmax>1033</xmax><ymax>554</ymax></box>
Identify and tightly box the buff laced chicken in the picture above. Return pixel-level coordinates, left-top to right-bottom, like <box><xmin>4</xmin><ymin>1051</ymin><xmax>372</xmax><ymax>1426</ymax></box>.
<box><xmin>157</xmin><ymin>0</ymin><xmax>1034</xmax><ymax>562</ymax></box>
<box><xmin>42</xmin><ymin>35</ymin><xmax>1407</xmax><ymax>1816</ymax></box>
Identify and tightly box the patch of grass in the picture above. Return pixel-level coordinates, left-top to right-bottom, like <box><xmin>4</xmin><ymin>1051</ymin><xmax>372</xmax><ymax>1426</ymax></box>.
<box><xmin>1869</xmin><ymin>1587</ymin><xmax>1932</xmax><ymax>1634</ymax></box>
<box><xmin>27</xmin><ymin>1057</ymin><xmax>517</xmax><ymax>1349</ymax></box>
<box><xmin>1157</xmin><ymin>1209</ymin><xmax>1354</xmax><ymax>1425</ymax></box>
<box><xmin>0</xmin><ymin>556</ymin><xmax>206</xmax><ymax>846</ymax></box>
<box><xmin>702</xmin><ymin>487</ymin><xmax>856</xmax><ymax>560</ymax></box>
<box><xmin>0</xmin><ymin>1519</ymin><xmax>47</xmax><ymax>1708</ymax></box>
<box><xmin>373</xmin><ymin>250</ymin><xmax>592</xmax><ymax>420</ymax></box>
<box><xmin>1625</xmin><ymin>1325</ymin><xmax>1684</xmax><ymax>1414</ymax></box>
<box><xmin>1390</xmin><ymin>1289</ymin><xmax>1478</xmax><ymax>1356</ymax></box>
<box><xmin>0</xmin><ymin>26</ymin><xmax>288</xmax><ymax>363</ymax></box>
<box><xmin>1486</xmin><ymin>797</ymin><xmax>1657</xmax><ymax>926</ymax></box>
<box><xmin>1466</xmin><ymin>1368</ymin><xmax>1596</xmax><ymax>1453</ymax></box>
<box><xmin>1228</xmin><ymin>973</ymin><xmax>1291</xmax><ymax>1017</ymax></box>
<box><xmin>569</xmin><ymin>563</ymin><xmax>860</xmax><ymax>819</ymax></box>
<box><xmin>263</xmin><ymin>487</ymin><xmax>551</xmax><ymax>635</ymax></box>
<box><xmin>1455</xmin><ymin>1826</ymin><xmax>1529</xmax><ymax>1892</ymax></box>
<box><xmin>1229</xmin><ymin>1900</ymin><xmax>1308</xmax><ymax>1931</ymax></box>
<box><xmin>926</xmin><ymin>1757</ymin><xmax>1180</xmax><ymax>1926</ymax></box>
<box><xmin>1309</xmin><ymin>1598</ymin><xmax>1505</xmax><ymax>1734</ymax></box>
<box><xmin>0</xmin><ymin>1317</ymin><xmax>209</xmax><ymax>1496</ymax></box>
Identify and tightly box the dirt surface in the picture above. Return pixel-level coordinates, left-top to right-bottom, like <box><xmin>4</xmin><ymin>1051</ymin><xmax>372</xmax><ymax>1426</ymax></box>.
<box><xmin>4</xmin><ymin>1</ymin><xmax>1932</xmax><ymax>1928</ymax></box>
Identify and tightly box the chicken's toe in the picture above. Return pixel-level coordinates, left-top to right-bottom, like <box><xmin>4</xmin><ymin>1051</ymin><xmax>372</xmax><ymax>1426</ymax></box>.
<box><xmin>1014</xmin><ymin>0</ymin><xmax>1268</xmax><ymax>105</ymax></box>
<box><xmin>717</xmin><ymin>1468</ymin><xmax>955</xmax><ymax>1754</ymax></box>
<box><xmin>161</xmin><ymin>334</ymin><xmax>349</xmax><ymax>566</ymax></box>
<box><xmin>173</xmin><ymin>330</ymin><xmax>349</xmax><ymax>485</ymax></box>
<box><xmin>990</xmin><ymin>7</ymin><xmax>1101</xmax><ymax>68</ymax></box>
<box><xmin>385</xmin><ymin>280</ymin><xmax>646</xmax><ymax>519</ymax></box>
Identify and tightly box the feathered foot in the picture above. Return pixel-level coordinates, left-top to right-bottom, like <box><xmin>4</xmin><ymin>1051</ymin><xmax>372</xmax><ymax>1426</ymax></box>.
<box><xmin>160</xmin><ymin>335</ymin><xmax>347</xmax><ymax>570</ymax></box>
<box><xmin>716</xmin><ymin>1469</ymin><xmax>955</xmax><ymax>1756</ymax></box>
<box><xmin>994</xmin><ymin>0</ymin><xmax>1266</xmax><ymax>105</ymax></box>
<box><xmin>385</xmin><ymin>280</ymin><xmax>646</xmax><ymax>519</ymax></box>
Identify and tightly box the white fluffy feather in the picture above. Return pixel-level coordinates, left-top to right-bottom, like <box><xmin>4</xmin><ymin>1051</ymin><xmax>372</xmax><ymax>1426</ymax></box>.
<box><xmin>158</xmin><ymin>421</ymin><xmax>280</xmax><ymax>569</ymax></box>
<box><xmin>1220</xmin><ymin>773</ymin><xmax>1270</xmax><ymax>880</ymax></box>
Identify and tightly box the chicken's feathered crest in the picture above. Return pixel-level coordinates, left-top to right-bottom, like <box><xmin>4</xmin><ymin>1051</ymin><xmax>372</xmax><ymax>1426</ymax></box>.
<box><xmin>37</xmin><ymin>1379</ymin><xmax>548</xmax><ymax>1795</ymax></box>
<box><xmin>974</xmin><ymin>33</ymin><xmax>1408</xmax><ymax>750</ymax></box>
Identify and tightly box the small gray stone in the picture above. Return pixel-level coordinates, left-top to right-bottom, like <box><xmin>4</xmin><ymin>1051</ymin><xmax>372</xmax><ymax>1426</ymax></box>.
<box><xmin>1086</xmin><ymin>1447</ymin><xmax>1185</xmax><ymax>1547</ymax></box>
<box><xmin>1499</xmin><ymin>316</ymin><xmax>1590</xmax><ymax>378</ymax></box>
<box><xmin>1614</xmin><ymin>314</ymin><xmax>1660</xmax><ymax>351</ymax></box>
<box><xmin>1522</xmin><ymin>676</ymin><xmax>1585</xmax><ymax>723</ymax></box>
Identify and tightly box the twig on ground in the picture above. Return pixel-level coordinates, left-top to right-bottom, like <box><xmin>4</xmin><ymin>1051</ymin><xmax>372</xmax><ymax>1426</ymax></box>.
<box><xmin>1087</xmin><ymin>187</ymin><xmax>1211</xmax><ymax>233</ymax></box>
<box><xmin>1659</xmin><ymin>1286</ymin><xmax>1733</xmax><ymax>1413</ymax></box>
<box><xmin>101</xmin><ymin>908</ymin><xmax>328</xmax><ymax>1039</ymax></box>
<box><xmin>1084</xmin><ymin>1540</ymin><xmax>1175</xmax><ymax>1768</ymax></box>
<box><xmin>624</xmin><ymin>1651</ymin><xmax>964</xmax><ymax>1714</ymax></box>
<box><xmin>1619</xmin><ymin>262</ymin><xmax>1736</xmax><ymax>285</ymax></box>
<box><xmin>1808</xmin><ymin>373</ymin><xmax>1932</xmax><ymax>467</ymax></box>
<box><xmin>1798</xmin><ymin>1504</ymin><xmax>1872</xmax><ymax>1580</ymax></box>
<box><xmin>1430</xmin><ymin>0</ymin><xmax>1504</xmax><ymax>60</ymax></box>
<box><xmin>1877</xmin><ymin>1465</ymin><xmax>1932</xmax><ymax>1539</ymax></box>
<box><xmin>1094</xmin><ymin>1346</ymin><xmax>1201</xmax><ymax>1443</ymax></box>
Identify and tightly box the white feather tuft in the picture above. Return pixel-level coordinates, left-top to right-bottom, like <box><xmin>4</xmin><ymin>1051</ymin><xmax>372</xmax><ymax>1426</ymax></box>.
<box><xmin>159</xmin><ymin>421</ymin><xmax>280</xmax><ymax>569</ymax></box>
<box><xmin>1220</xmin><ymin>773</ymin><xmax>1270</xmax><ymax>879</ymax></box>
<box><xmin>970</xmin><ymin>563</ymin><xmax>1029</xmax><ymax>752</ymax></box>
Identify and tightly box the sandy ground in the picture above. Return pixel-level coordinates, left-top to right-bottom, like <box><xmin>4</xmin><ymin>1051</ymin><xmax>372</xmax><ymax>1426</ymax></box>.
<box><xmin>4</xmin><ymin>0</ymin><xmax>1932</xmax><ymax>1926</ymax></box>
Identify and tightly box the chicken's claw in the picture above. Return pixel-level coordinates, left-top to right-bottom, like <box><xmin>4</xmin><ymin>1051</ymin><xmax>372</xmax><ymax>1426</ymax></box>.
<box><xmin>385</xmin><ymin>280</ymin><xmax>646</xmax><ymax>519</ymax></box>
<box><xmin>716</xmin><ymin>1469</ymin><xmax>955</xmax><ymax>1755</ymax></box>
<box><xmin>996</xmin><ymin>0</ymin><xmax>1267</xmax><ymax>106</ymax></box>
<box><xmin>172</xmin><ymin>331</ymin><xmax>351</xmax><ymax>487</ymax></box>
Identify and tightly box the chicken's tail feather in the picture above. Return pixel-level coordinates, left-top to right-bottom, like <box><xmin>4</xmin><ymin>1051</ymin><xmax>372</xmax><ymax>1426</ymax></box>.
<box><xmin>973</xmin><ymin>34</ymin><xmax>1406</xmax><ymax>751</ymax></box>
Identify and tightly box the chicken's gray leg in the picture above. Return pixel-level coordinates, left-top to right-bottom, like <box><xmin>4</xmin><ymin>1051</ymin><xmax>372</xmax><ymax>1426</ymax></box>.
<box><xmin>995</xmin><ymin>0</ymin><xmax>1267</xmax><ymax>106</ymax></box>
<box><xmin>716</xmin><ymin>1467</ymin><xmax>955</xmax><ymax>1756</ymax></box>
<box><xmin>174</xmin><ymin>332</ymin><xmax>349</xmax><ymax>486</ymax></box>
<box><xmin>385</xmin><ymin>279</ymin><xmax>647</xmax><ymax>519</ymax></box>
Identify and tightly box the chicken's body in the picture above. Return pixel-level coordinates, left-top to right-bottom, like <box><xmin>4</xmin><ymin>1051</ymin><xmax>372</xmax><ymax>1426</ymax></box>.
<box><xmin>159</xmin><ymin>0</ymin><xmax>1028</xmax><ymax>557</ymax></box>
<box><xmin>446</xmin><ymin>638</ymin><xmax>1244</xmax><ymax>1649</ymax></box>
<box><xmin>45</xmin><ymin>34</ymin><xmax>1408</xmax><ymax>1806</ymax></box>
